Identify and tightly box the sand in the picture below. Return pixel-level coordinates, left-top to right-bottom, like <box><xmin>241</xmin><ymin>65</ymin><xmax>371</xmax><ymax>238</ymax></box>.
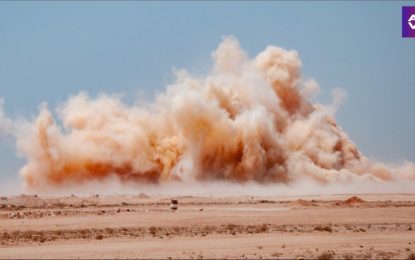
<box><xmin>1</xmin><ymin>193</ymin><xmax>415</xmax><ymax>259</ymax></box>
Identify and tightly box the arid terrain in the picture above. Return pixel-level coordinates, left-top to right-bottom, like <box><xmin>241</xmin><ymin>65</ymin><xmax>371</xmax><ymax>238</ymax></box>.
<box><xmin>1</xmin><ymin>193</ymin><xmax>415</xmax><ymax>259</ymax></box>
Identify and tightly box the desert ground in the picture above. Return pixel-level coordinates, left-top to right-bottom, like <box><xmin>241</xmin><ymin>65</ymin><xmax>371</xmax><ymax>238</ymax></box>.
<box><xmin>1</xmin><ymin>193</ymin><xmax>415</xmax><ymax>259</ymax></box>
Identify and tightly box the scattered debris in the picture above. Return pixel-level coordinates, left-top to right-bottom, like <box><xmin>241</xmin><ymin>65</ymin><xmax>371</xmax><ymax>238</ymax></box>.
<box><xmin>317</xmin><ymin>251</ymin><xmax>334</xmax><ymax>260</ymax></box>
<box><xmin>313</xmin><ymin>225</ymin><xmax>333</xmax><ymax>233</ymax></box>
<box><xmin>149</xmin><ymin>226</ymin><xmax>157</xmax><ymax>235</ymax></box>
<box><xmin>271</xmin><ymin>252</ymin><xmax>282</xmax><ymax>257</ymax></box>
<box><xmin>258</xmin><ymin>199</ymin><xmax>276</xmax><ymax>204</ymax></box>
<box><xmin>341</xmin><ymin>253</ymin><xmax>353</xmax><ymax>260</ymax></box>
<box><xmin>293</xmin><ymin>199</ymin><xmax>317</xmax><ymax>207</ymax></box>
<box><xmin>345</xmin><ymin>196</ymin><xmax>365</xmax><ymax>204</ymax></box>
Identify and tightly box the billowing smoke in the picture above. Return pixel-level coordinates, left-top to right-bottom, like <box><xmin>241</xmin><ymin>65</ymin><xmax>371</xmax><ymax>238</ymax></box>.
<box><xmin>3</xmin><ymin>37</ymin><xmax>415</xmax><ymax>190</ymax></box>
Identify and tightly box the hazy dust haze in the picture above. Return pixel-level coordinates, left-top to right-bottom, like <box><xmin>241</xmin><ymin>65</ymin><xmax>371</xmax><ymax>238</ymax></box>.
<box><xmin>1</xmin><ymin>36</ymin><xmax>414</xmax><ymax>192</ymax></box>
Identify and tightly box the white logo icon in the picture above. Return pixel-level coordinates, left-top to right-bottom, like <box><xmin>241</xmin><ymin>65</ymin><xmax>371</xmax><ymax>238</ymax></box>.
<box><xmin>409</xmin><ymin>14</ymin><xmax>415</xmax><ymax>30</ymax></box>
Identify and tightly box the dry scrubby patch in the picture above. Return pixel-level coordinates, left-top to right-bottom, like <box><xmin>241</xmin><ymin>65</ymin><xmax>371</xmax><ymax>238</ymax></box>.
<box><xmin>0</xmin><ymin>207</ymin><xmax>140</xmax><ymax>220</ymax></box>
<box><xmin>2</xmin><ymin>222</ymin><xmax>414</xmax><ymax>246</ymax></box>
<box><xmin>0</xmin><ymin>223</ymin><xmax>292</xmax><ymax>245</ymax></box>
<box><xmin>313</xmin><ymin>225</ymin><xmax>333</xmax><ymax>233</ymax></box>
<box><xmin>2</xmin><ymin>195</ymin><xmax>415</xmax><ymax>215</ymax></box>
<box><xmin>295</xmin><ymin>250</ymin><xmax>410</xmax><ymax>260</ymax></box>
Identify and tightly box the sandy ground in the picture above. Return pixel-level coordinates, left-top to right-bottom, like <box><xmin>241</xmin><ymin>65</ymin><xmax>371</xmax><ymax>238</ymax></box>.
<box><xmin>1</xmin><ymin>193</ymin><xmax>415</xmax><ymax>259</ymax></box>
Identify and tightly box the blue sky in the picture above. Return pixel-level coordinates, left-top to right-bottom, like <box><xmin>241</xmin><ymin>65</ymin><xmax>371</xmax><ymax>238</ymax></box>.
<box><xmin>0</xmin><ymin>1</ymin><xmax>414</xmax><ymax>183</ymax></box>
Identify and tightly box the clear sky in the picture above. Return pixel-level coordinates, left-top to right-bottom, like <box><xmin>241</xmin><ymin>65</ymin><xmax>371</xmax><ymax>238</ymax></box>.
<box><xmin>0</xmin><ymin>1</ymin><xmax>414</xmax><ymax>185</ymax></box>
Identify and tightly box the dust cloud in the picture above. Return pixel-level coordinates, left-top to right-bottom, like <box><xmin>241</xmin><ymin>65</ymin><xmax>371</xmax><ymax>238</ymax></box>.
<box><xmin>1</xmin><ymin>36</ymin><xmax>414</xmax><ymax>191</ymax></box>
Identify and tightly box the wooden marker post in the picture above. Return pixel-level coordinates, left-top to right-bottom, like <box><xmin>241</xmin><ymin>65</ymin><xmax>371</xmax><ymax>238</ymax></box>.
<box><xmin>170</xmin><ymin>199</ymin><xmax>178</xmax><ymax>211</ymax></box>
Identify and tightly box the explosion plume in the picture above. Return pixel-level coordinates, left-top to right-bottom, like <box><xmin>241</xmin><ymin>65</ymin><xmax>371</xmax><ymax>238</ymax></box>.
<box><xmin>3</xmin><ymin>37</ymin><xmax>415</xmax><ymax>190</ymax></box>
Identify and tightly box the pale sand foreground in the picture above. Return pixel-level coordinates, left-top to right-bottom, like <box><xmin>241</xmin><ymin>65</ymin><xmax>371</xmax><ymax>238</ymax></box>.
<box><xmin>1</xmin><ymin>194</ymin><xmax>415</xmax><ymax>259</ymax></box>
